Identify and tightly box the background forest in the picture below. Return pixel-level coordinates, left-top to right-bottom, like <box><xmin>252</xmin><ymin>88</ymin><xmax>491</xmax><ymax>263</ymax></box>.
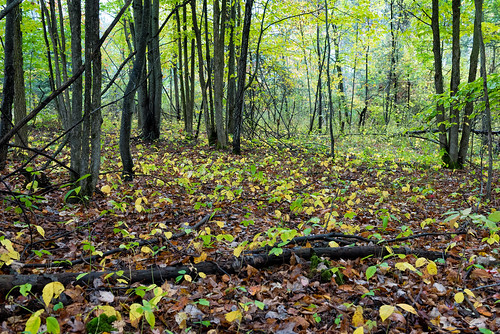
<box><xmin>0</xmin><ymin>0</ymin><xmax>499</xmax><ymax>333</ymax></box>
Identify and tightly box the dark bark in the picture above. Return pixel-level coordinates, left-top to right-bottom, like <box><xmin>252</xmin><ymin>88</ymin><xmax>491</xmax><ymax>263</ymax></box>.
<box><xmin>13</xmin><ymin>4</ymin><xmax>27</xmax><ymax>149</ymax></box>
<box><xmin>448</xmin><ymin>0</ymin><xmax>461</xmax><ymax>168</ymax></box>
<box><xmin>68</xmin><ymin>0</ymin><xmax>83</xmax><ymax>182</ymax></box>
<box><xmin>226</xmin><ymin>0</ymin><xmax>237</xmax><ymax>134</ymax></box>
<box><xmin>458</xmin><ymin>0</ymin><xmax>480</xmax><ymax>167</ymax></box>
<box><xmin>325</xmin><ymin>3</ymin><xmax>335</xmax><ymax>157</ymax></box>
<box><xmin>213</xmin><ymin>0</ymin><xmax>228</xmax><ymax>147</ymax></box>
<box><xmin>120</xmin><ymin>0</ymin><xmax>150</xmax><ymax>180</ymax></box>
<box><xmin>0</xmin><ymin>246</ymin><xmax>445</xmax><ymax>296</ymax></box>
<box><xmin>431</xmin><ymin>0</ymin><xmax>448</xmax><ymax>160</ymax></box>
<box><xmin>0</xmin><ymin>0</ymin><xmax>16</xmax><ymax>169</ymax></box>
<box><xmin>143</xmin><ymin>0</ymin><xmax>162</xmax><ymax>141</ymax></box>
<box><xmin>232</xmin><ymin>0</ymin><xmax>254</xmax><ymax>155</ymax></box>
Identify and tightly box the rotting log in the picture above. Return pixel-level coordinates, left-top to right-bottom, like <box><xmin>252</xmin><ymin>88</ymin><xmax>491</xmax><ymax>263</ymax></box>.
<box><xmin>0</xmin><ymin>246</ymin><xmax>444</xmax><ymax>296</ymax></box>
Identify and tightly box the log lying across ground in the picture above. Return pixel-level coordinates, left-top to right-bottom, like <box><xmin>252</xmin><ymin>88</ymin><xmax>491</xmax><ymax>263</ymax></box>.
<box><xmin>0</xmin><ymin>245</ymin><xmax>445</xmax><ymax>295</ymax></box>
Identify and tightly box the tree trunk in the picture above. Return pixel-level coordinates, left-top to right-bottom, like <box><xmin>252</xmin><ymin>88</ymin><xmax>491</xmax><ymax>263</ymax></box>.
<box><xmin>476</xmin><ymin>0</ymin><xmax>493</xmax><ymax>200</ymax></box>
<box><xmin>143</xmin><ymin>0</ymin><xmax>162</xmax><ymax>141</ymax></box>
<box><xmin>448</xmin><ymin>0</ymin><xmax>461</xmax><ymax>168</ymax></box>
<box><xmin>0</xmin><ymin>0</ymin><xmax>16</xmax><ymax>169</ymax></box>
<box><xmin>80</xmin><ymin>0</ymin><xmax>102</xmax><ymax>197</ymax></box>
<box><xmin>325</xmin><ymin>1</ymin><xmax>334</xmax><ymax>158</ymax></box>
<box><xmin>213</xmin><ymin>0</ymin><xmax>228</xmax><ymax>147</ymax></box>
<box><xmin>226</xmin><ymin>0</ymin><xmax>237</xmax><ymax>134</ymax></box>
<box><xmin>120</xmin><ymin>0</ymin><xmax>150</xmax><ymax>180</ymax></box>
<box><xmin>204</xmin><ymin>0</ymin><xmax>216</xmax><ymax>144</ymax></box>
<box><xmin>183</xmin><ymin>5</ymin><xmax>193</xmax><ymax>134</ymax></box>
<box><xmin>431</xmin><ymin>0</ymin><xmax>449</xmax><ymax>161</ymax></box>
<box><xmin>13</xmin><ymin>4</ymin><xmax>27</xmax><ymax>150</ymax></box>
<box><xmin>232</xmin><ymin>0</ymin><xmax>254</xmax><ymax>155</ymax></box>
<box><xmin>68</xmin><ymin>0</ymin><xmax>83</xmax><ymax>182</ymax></box>
<box><xmin>175</xmin><ymin>8</ymin><xmax>187</xmax><ymax>134</ymax></box>
<box><xmin>457</xmin><ymin>0</ymin><xmax>480</xmax><ymax>167</ymax></box>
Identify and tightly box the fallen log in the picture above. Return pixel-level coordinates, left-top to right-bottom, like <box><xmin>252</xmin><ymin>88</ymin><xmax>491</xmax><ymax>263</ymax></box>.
<box><xmin>0</xmin><ymin>245</ymin><xmax>444</xmax><ymax>296</ymax></box>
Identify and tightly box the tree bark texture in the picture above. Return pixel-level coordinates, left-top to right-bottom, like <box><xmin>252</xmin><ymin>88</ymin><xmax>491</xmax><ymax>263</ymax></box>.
<box><xmin>120</xmin><ymin>0</ymin><xmax>150</xmax><ymax>180</ymax></box>
<box><xmin>448</xmin><ymin>0</ymin><xmax>461</xmax><ymax>168</ymax></box>
<box><xmin>13</xmin><ymin>4</ymin><xmax>28</xmax><ymax>149</ymax></box>
<box><xmin>213</xmin><ymin>0</ymin><xmax>227</xmax><ymax>147</ymax></box>
<box><xmin>431</xmin><ymin>0</ymin><xmax>449</xmax><ymax>161</ymax></box>
<box><xmin>68</xmin><ymin>0</ymin><xmax>83</xmax><ymax>182</ymax></box>
<box><xmin>232</xmin><ymin>0</ymin><xmax>254</xmax><ymax>154</ymax></box>
<box><xmin>0</xmin><ymin>0</ymin><xmax>16</xmax><ymax>169</ymax></box>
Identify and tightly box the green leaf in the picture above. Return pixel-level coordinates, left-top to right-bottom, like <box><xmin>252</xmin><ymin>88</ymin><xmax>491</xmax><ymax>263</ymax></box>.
<box><xmin>46</xmin><ymin>316</ymin><xmax>60</xmax><ymax>334</ymax></box>
<box><xmin>366</xmin><ymin>266</ymin><xmax>377</xmax><ymax>280</ymax></box>
<box><xmin>488</xmin><ymin>211</ymin><xmax>500</xmax><ymax>223</ymax></box>
<box><xmin>24</xmin><ymin>309</ymin><xmax>43</xmax><ymax>334</ymax></box>
<box><xmin>197</xmin><ymin>299</ymin><xmax>210</xmax><ymax>306</ymax></box>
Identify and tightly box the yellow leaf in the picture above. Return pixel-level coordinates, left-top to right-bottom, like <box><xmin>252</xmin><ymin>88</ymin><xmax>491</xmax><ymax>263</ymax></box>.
<box><xmin>427</xmin><ymin>261</ymin><xmax>437</xmax><ymax>275</ymax></box>
<box><xmin>141</xmin><ymin>246</ymin><xmax>152</xmax><ymax>254</ymax></box>
<box><xmin>225</xmin><ymin>309</ymin><xmax>242</xmax><ymax>322</ymax></box>
<box><xmin>396</xmin><ymin>303</ymin><xmax>417</xmax><ymax>315</ymax></box>
<box><xmin>164</xmin><ymin>232</ymin><xmax>172</xmax><ymax>239</ymax></box>
<box><xmin>199</xmin><ymin>272</ymin><xmax>206</xmax><ymax>278</ymax></box>
<box><xmin>135</xmin><ymin>198</ymin><xmax>143</xmax><ymax>213</ymax></box>
<box><xmin>379</xmin><ymin>305</ymin><xmax>395</xmax><ymax>321</ymax></box>
<box><xmin>275</xmin><ymin>210</ymin><xmax>282</xmax><ymax>219</ymax></box>
<box><xmin>101</xmin><ymin>185</ymin><xmax>111</xmax><ymax>194</ymax></box>
<box><xmin>35</xmin><ymin>226</ymin><xmax>45</xmax><ymax>238</ymax></box>
<box><xmin>25</xmin><ymin>309</ymin><xmax>43</xmax><ymax>334</ymax></box>
<box><xmin>464</xmin><ymin>289</ymin><xmax>475</xmax><ymax>298</ymax></box>
<box><xmin>194</xmin><ymin>252</ymin><xmax>207</xmax><ymax>264</ymax></box>
<box><xmin>129</xmin><ymin>303</ymin><xmax>143</xmax><ymax>328</ymax></box>
<box><xmin>42</xmin><ymin>282</ymin><xmax>65</xmax><ymax>307</ymax></box>
<box><xmin>216</xmin><ymin>221</ymin><xmax>225</xmax><ymax>228</ymax></box>
<box><xmin>96</xmin><ymin>305</ymin><xmax>122</xmax><ymax>320</ymax></box>
<box><xmin>328</xmin><ymin>241</ymin><xmax>339</xmax><ymax>248</ymax></box>
<box><xmin>415</xmin><ymin>258</ymin><xmax>427</xmax><ymax>268</ymax></box>
<box><xmin>234</xmin><ymin>244</ymin><xmax>245</xmax><ymax>257</ymax></box>
<box><xmin>352</xmin><ymin>305</ymin><xmax>364</xmax><ymax>327</ymax></box>
<box><xmin>454</xmin><ymin>292</ymin><xmax>464</xmax><ymax>303</ymax></box>
<box><xmin>395</xmin><ymin>262</ymin><xmax>417</xmax><ymax>272</ymax></box>
<box><xmin>353</xmin><ymin>327</ymin><xmax>364</xmax><ymax>334</ymax></box>
<box><xmin>184</xmin><ymin>274</ymin><xmax>192</xmax><ymax>282</ymax></box>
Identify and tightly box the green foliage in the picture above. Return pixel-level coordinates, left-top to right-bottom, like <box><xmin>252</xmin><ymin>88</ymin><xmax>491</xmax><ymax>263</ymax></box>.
<box><xmin>85</xmin><ymin>314</ymin><xmax>117</xmax><ymax>334</ymax></box>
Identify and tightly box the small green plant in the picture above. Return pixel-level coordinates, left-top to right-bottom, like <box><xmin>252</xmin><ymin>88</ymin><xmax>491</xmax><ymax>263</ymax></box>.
<box><xmin>85</xmin><ymin>314</ymin><xmax>117</xmax><ymax>334</ymax></box>
<box><xmin>129</xmin><ymin>284</ymin><xmax>167</xmax><ymax>329</ymax></box>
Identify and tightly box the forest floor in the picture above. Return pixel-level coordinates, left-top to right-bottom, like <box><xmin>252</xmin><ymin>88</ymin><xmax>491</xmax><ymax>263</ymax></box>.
<box><xmin>0</xmin><ymin>126</ymin><xmax>499</xmax><ymax>334</ymax></box>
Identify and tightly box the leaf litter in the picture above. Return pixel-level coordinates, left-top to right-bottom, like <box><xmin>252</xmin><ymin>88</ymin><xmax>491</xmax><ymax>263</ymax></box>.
<box><xmin>0</xmin><ymin>131</ymin><xmax>499</xmax><ymax>333</ymax></box>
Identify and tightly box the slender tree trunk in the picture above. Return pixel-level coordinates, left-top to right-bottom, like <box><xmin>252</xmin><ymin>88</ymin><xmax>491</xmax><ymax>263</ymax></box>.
<box><xmin>68</xmin><ymin>0</ymin><xmax>83</xmax><ymax>182</ymax></box>
<box><xmin>476</xmin><ymin>0</ymin><xmax>493</xmax><ymax>199</ymax></box>
<box><xmin>448</xmin><ymin>0</ymin><xmax>461</xmax><ymax>168</ymax></box>
<box><xmin>226</xmin><ymin>0</ymin><xmax>237</xmax><ymax>134</ymax></box>
<box><xmin>143</xmin><ymin>0</ymin><xmax>162</xmax><ymax>140</ymax></box>
<box><xmin>325</xmin><ymin>0</ymin><xmax>334</xmax><ymax>158</ymax></box>
<box><xmin>458</xmin><ymin>0</ymin><xmax>480</xmax><ymax>167</ymax></box>
<box><xmin>0</xmin><ymin>0</ymin><xmax>15</xmax><ymax>169</ymax></box>
<box><xmin>183</xmin><ymin>5</ymin><xmax>193</xmax><ymax>134</ymax></box>
<box><xmin>333</xmin><ymin>28</ymin><xmax>347</xmax><ymax>134</ymax></box>
<box><xmin>431</xmin><ymin>0</ymin><xmax>449</xmax><ymax>161</ymax></box>
<box><xmin>213</xmin><ymin>0</ymin><xmax>227</xmax><ymax>147</ymax></box>
<box><xmin>359</xmin><ymin>44</ymin><xmax>369</xmax><ymax>128</ymax></box>
<box><xmin>384</xmin><ymin>0</ymin><xmax>396</xmax><ymax>126</ymax></box>
<box><xmin>204</xmin><ymin>0</ymin><xmax>216</xmax><ymax>142</ymax></box>
<box><xmin>120</xmin><ymin>0</ymin><xmax>150</xmax><ymax>180</ymax></box>
<box><xmin>80</xmin><ymin>0</ymin><xmax>102</xmax><ymax>197</ymax></box>
<box><xmin>175</xmin><ymin>9</ymin><xmax>187</xmax><ymax>130</ymax></box>
<box><xmin>232</xmin><ymin>0</ymin><xmax>254</xmax><ymax>155</ymax></box>
<box><xmin>13</xmin><ymin>4</ymin><xmax>27</xmax><ymax>149</ymax></box>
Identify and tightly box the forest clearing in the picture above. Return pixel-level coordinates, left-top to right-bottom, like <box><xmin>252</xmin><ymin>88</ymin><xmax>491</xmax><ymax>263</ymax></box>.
<box><xmin>0</xmin><ymin>0</ymin><xmax>499</xmax><ymax>332</ymax></box>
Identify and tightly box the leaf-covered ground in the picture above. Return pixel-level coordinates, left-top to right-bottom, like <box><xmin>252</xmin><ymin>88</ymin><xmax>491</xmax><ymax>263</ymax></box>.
<box><xmin>1</xmin><ymin>128</ymin><xmax>499</xmax><ymax>333</ymax></box>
